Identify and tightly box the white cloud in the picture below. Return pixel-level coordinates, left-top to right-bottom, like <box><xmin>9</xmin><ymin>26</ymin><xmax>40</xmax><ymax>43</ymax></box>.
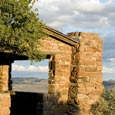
<box><xmin>27</xmin><ymin>65</ymin><xmax>48</xmax><ymax>72</ymax></box>
<box><xmin>73</xmin><ymin>0</ymin><xmax>105</xmax><ymax>12</ymax></box>
<box><xmin>35</xmin><ymin>0</ymin><xmax>115</xmax><ymax>31</ymax></box>
<box><xmin>107</xmin><ymin>58</ymin><xmax>115</xmax><ymax>62</ymax></box>
<box><xmin>12</xmin><ymin>64</ymin><xmax>48</xmax><ymax>73</ymax></box>
<box><xmin>99</xmin><ymin>17</ymin><xmax>109</xmax><ymax>25</ymax></box>
<box><xmin>103</xmin><ymin>66</ymin><xmax>115</xmax><ymax>74</ymax></box>
<box><xmin>12</xmin><ymin>64</ymin><xmax>26</xmax><ymax>71</ymax></box>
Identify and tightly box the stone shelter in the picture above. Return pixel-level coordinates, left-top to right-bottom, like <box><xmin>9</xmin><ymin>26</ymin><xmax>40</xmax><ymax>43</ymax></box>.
<box><xmin>0</xmin><ymin>26</ymin><xmax>103</xmax><ymax>115</ymax></box>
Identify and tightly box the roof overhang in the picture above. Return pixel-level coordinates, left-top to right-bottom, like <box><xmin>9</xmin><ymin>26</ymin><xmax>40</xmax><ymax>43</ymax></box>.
<box><xmin>44</xmin><ymin>26</ymin><xmax>79</xmax><ymax>46</ymax></box>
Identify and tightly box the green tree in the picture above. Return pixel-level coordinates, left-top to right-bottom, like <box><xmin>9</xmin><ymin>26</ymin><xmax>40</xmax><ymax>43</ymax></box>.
<box><xmin>91</xmin><ymin>88</ymin><xmax>115</xmax><ymax>115</ymax></box>
<box><xmin>0</xmin><ymin>0</ymin><xmax>46</xmax><ymax>61</ymax></box>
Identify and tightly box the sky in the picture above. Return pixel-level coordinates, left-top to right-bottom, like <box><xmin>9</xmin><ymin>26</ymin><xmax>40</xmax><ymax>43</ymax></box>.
<box><xmin>12</xmin><ymin>0</ymin><xmax>115</xmax><ymax>80</ymax></box>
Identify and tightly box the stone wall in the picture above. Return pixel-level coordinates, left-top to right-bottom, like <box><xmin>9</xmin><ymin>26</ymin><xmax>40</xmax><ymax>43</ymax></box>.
<box><xmin>40</xmin><ymin>36</ymin><xmax>73</xmax><ymax>115</ymax></box>
<box><xmin>0</xmin><ymin>53</ymin><xmax>12</xmax><ymax>115</ymax></box>
<box><xmin>67</xmin><ymin>32</ymin><xmax>103</xmax><ymax>115</ymax></box>
<box><xmin>0</xmin><ymin>32</ymin><xmax>103</xmax><ymax>115</ymax></box>
<box><xmin>0</xmin><ymin>93</ymin><xmax>11</xmax><ymax>115</ymax></box>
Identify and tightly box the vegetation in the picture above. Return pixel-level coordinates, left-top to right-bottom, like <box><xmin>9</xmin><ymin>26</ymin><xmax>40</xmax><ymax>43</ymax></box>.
<box><xmin>91</xmin><ymin>87</ymin><xmax>115</xmax><ymax>115</ymax></box>
<box><xmin>0</xmin><ymin>0</ymin><xmax>46</xmax><ymax>61</ymax></box>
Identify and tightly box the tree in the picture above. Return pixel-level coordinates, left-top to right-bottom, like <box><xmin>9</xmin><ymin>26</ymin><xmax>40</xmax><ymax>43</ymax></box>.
<box><xmin>91</xmin><ymin>88</ymin><xmax>115</xmax><ymax>115</ymax></box>
<box><xmin>0</xmin><ymin>0</ymin><xmax>46</xmax><ymax>61</ymax></box>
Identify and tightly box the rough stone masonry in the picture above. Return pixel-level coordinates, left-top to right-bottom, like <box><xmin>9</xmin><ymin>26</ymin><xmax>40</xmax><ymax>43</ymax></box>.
<box><xmin>0</xmin><ymin>27</ymin><xmax>103</xmax><ymax>115</ymax></box>
<box><xmin>67</xmin><ymin>32</ymin><xmax>103</xmax><ymax>115</ymax></box>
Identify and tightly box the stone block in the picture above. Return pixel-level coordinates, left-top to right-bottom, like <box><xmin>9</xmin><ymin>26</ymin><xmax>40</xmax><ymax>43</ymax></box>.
<box><xmin>48</xmin><ymin>84</ymin><xmax>59</xmax><ymax>94</ymax></box>
<box><xmin>85</xmin><ymin>66</ymin><xmax>97</xmax><ymax>72</ymax></box>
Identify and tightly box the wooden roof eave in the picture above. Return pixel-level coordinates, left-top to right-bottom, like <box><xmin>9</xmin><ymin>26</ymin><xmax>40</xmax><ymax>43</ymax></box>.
<box><xmin>44</xmin><ymin>26</ymin><xmax>79</xmax><ymax>46</ymax></box>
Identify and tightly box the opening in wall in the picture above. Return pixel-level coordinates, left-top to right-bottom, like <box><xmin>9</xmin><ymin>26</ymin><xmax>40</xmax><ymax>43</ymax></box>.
<box><xmin>11</xmin><ymin>59</ymin><xmax>49</xmax><ymax>93</ymax></box>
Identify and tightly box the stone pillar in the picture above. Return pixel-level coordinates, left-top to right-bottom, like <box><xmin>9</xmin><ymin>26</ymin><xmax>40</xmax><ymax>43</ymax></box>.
<box><xmin>44</xmin><ymin>53</ymin><xmax>71</xmax><ymax>115</ymax></box>
<box><xmin>67</xmin><ymin>32</ymin><xmax>103</xmax><ymax>115</ymax></box>
<box><xmin>0</xmin><ymin>53</ymin><xmax>13</xmax><ymax>115</ymax></box>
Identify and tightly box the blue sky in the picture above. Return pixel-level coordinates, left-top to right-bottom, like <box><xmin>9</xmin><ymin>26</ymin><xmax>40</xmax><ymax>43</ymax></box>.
<box><xmin>12</xmin><ymin>0</ymin><xmax>115</xmax><ymax>81</ymax></box>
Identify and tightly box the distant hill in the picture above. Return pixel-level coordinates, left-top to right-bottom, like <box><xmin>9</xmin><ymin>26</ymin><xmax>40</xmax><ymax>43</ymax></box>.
<box><xmin>12</xmin><ymin>78</ymin><xmax>115</xmax><ymax>93</ymax></box>
<box><xmin>12</xmin><ymin>77</ymin><xmax>48</xmax><ymax>93</ymax></box>
<box><xmin>103</xmin><ymin>80</ymin><xmax>115</xmax><ymax>90</ymax></box>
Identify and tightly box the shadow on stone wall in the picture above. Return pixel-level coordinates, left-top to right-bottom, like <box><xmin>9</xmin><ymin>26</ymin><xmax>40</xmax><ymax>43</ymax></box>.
<box><xmin>10</xmin><ymin>91</ymin><xmax>45</xmax><ymax>115</ymax></box>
